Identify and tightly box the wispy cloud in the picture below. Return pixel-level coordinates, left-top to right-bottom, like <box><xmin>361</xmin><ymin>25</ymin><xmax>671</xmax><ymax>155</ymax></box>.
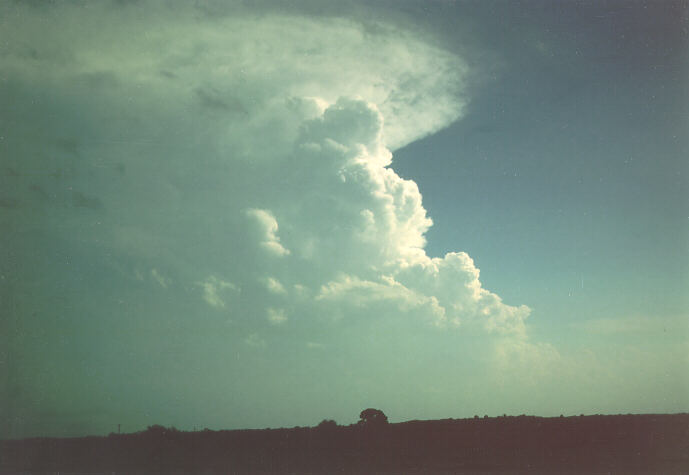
<box><xmin>151</xmin><ymin>268</ymin><xmax>171</xmax><ymax>288</ymax></box>
<box><xmin>197</xmin><ymin>276</ymin><xmax>238</xmax><ymax>309</ymax></box>
<box><xmin>267</xmin><ymin>307</ymin><xmax>287</xmax><ymax>325</ymax></box>
<box><xmin>245</xmin><ymin>333</ymin><xmax>266</xmax><ymax>348</ymax></box>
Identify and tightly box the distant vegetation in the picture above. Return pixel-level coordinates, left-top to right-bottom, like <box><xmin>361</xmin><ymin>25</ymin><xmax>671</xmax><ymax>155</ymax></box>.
<box><xmin>2</xmin><ymin>412</ymin><xmax>688</xmax><ymax>473</ymax></box>
<box><xmin>358</xmin><ymin>408</ymin><xmax>389</xmax><ymax>426</ymax></box>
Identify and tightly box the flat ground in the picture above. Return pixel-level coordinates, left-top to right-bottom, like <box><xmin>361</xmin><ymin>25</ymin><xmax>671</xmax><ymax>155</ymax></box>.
<box><xmin>2</xmin><ymin>413</ymin><xmax>688</xmax><ymax>473</ymax></box>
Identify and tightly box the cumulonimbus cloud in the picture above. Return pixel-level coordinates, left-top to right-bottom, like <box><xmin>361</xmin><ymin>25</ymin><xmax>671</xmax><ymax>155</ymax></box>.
<box><xmin>3</xmin><ymin>2</ymin><xmax>687</xmax><ymax>439</ymax></box>
<box><xmin>0</xmin><ymin>1</ymin><xmax>543</xmax><ymax>438</ymax></box>
<box><xmin>0</xmin><ymin>0</ymin><xmax>529</xmax><ymax>337</ymax></box>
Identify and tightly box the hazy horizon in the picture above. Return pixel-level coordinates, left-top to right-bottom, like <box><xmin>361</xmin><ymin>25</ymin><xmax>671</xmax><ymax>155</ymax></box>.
<box><xmin>1</xmin><ymin>0</ymin><xmax>687</xmax><ymax>439</ymax></box>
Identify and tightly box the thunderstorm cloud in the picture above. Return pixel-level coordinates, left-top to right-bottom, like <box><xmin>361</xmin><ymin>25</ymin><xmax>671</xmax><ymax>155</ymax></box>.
<box><xmin>3</xmin><ymin>0</ymin><xmax>628</xmax><ymax>438</ymax></box>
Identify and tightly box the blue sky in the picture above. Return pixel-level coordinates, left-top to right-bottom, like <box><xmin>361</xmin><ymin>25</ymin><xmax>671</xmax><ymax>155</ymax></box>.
<box><xmin>394</xmin><ymin>0</ymin><xmax>688</xmax><ymax>339</ymax></box>
<box><xmin>1</xmin><ymin>0</ymin><xmax>687</xmax><ymax>439</ymax></box>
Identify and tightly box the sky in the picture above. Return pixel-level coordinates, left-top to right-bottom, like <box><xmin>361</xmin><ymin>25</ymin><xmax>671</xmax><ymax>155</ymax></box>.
<box><xmin>0</xmin><ymin>0</ymin><xmax>687</xmax><ymax>439</ymax></box>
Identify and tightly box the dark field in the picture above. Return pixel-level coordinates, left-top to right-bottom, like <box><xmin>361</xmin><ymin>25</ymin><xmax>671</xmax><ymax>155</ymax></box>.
<box><xmin>2</xmin><ymin>413</ymin><xmax>688</xmax><ymax>474</ymax></box>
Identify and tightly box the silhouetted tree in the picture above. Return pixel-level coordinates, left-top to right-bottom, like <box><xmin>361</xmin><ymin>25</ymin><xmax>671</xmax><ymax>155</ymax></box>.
<box><xmin>317</xmin><ymin>419</ymin><xmax>338</xmax><ymax>429</ymax></box>
<box><xmin>358</xmin><ymin>408</ymin><xmax>388</xmax><ymax>425</ymax></box>
<box><xmin>143</xmin><ymin>425</ymin><xmax>178</xmax><ymax>437</ymax></box>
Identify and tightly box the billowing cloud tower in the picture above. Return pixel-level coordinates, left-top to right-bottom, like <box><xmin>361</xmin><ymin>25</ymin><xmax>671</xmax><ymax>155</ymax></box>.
<box><xmin>1</xmin><ymin>1</ymin><xmax>540</xmax><ymax>437</ymax></box>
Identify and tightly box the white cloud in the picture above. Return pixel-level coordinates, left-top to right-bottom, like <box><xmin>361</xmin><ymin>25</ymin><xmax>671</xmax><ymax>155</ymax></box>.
<box><xmin>281</xmin><ymin>101</ymin><xmax>525</xmax><ymax>336</ymax></box>
<box><xmin>293</xmin><ymin>284</ymin><xmax>311</xmax><ymax>299</ymax></box>
<box><xmin>0</xmin><ymin>2</ymin><xmax>556</xmax><ymax>436</ymax></box>
<box><xmin>0</xmin><ymin>1</ymin><xmax>529</xmax><ymax>338</ymax></box>
<box><xmin>317</xmin><ymin>274</ymin><xmax>448</xmax><ymax>326</ymax></box>
<box><xmin>263</xmin><ymin>277</ymin><xmax>287</xmax><ymax>295</ymax></box>
<box><xmin>246</xmin><ymin>209</ymin><xmax>291</xmax><ymax>257</ymax></box>
<box><xmin>197</xmin><ymin>276</ymin><xmax>238</xmax><ymax>309</ymax></box>
<box><xmin>267</xmin><ymin>307</ymin><xmax>288</xmax><ymax>325</ymax></box>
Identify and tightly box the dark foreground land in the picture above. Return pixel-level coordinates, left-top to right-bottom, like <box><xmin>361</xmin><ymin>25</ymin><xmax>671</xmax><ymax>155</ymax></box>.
<box><xmin>2</xmin><ymin>413</ymin><xmax>688</xmax><ymax>474</ymax></box>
